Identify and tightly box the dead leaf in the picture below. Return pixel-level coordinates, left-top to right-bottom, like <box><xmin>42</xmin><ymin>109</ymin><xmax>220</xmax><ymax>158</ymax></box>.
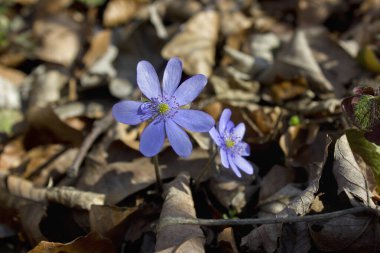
<box><xmin>0</xmin><ymin>65</ymin><xmax>26</xmax><ymax>87</ymax></box>
<box><xmin>217</xmin><ymin>227</ymin><xmax>238</xmax><ymax>253</ymax></box>
<box><xmin>28</xmin><ymin>232</ymin><xmax>116</xmax><ymax>253</ymax></box>
<box><xmin>24</xmin><ymin>106</ymin><xmax>83</xmax><ymax>148</ymax></box>
<box><xmin>162</xmin><ymin>10</ymin><xmax>219</xmax><ymax>77</ymax></box>
<box><xmin>21</xmin><ymin>65</ymin><xmax>69</xmax><ymax>109</ymax></box>
<box><xmin>333</xmin><ymin>134</ymin><xmax>376</xmax><ymax>207</ymax></box>
<box><xmin>103</xmin><ymin>0</ymin><xmax>141</xmax><ymax>27</ymax></box>
<box><xmin>259</xmin><ymin>30</ymin><xmax>334</xmax><ymax>98</ymax></box>
<box><xmin>241</xmin><ymin>135</ymin><xmax>332</xmax><ymax>252</ymax></box>
<box><xmin>259</xmin><ymin>165</ymin><xmax>295</xmax><ymax>204</ymax></box>
<box><xmin>309</xmin><ymin>214</ymin><xmax>379</xmax><ymax>252</ymax></box>
<box><xmin>76</xmin><ymin>147</ymin><xmax>209</xmax><ymax>204</ymax></box>
<box><xmin>155</xmin><ymin>172</ymin><xmax>205</xmax><ymax>253</ymax></box>
<box><xmin>33</xmin><ymin>14</ymin><xmax>81</xmax><ymax>67</ymax></box>
<box><xmin>0</xmin><ymin>76</ymin><xmax>21</xmax><ymax>110</ymax></box>
<box><xmin>19</xmin><ymin>203</ymin><xmax>47</xmax><ymax>246</ymax></box>
<box><xmin>83</xmin><ymin>30</ymin><xmax>111</xmax><ymax>69</ymax></box>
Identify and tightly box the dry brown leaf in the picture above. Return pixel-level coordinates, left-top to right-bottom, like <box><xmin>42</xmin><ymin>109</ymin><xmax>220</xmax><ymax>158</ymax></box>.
<box><xmin>76</xmin><ymin>147</ymin><xmax>209</xmax><ymax>204</ymax></box>
<box><xmin>209</xmin><ymin>170</ymin><xmax>256</xmax><ymax>213</ymax></box>
<box><xmin>22</xmin><ymin>65</ymin><xmax>69</xmax><ymax>109</ymax></box>
<box><xmin>5</xmin><ymin>175</ymin><xmax>105</xmax><ymax>210</ymax></box>
<box><xmin>259</xmin><ymin>30</ymin><xmax>334</xmax><ymax>98</ymax></box>
<box><xmin>103</xmin><ymin>0</ymin><xmax>141</xmax><ymax>27</ymax></box>
<box><xmin>241</xmin><ymin>135</ymin><xmax>332</xmax><ymax>252</ymax></box>
<box><xmin>33</xmin><ymin>14</ymin><xmax>81</xmax><ymax>67</ymax></box>
<box><xmin>309</xmin><ymin>214</ymin><xmax>380</xmax><ymax>252</ymax></box>
<box><xmin>217</xmin><ymin>227</ymin><xmax>238</xmax><ymax>253</ymax></box>
<box><xmin>155</xmin><ymin>172</ymin><xmax>205</xmax><ymax>253</ymax></box>
<box><xmin>165</xmin><ymin>0</ymin><xmax>202</xmax><ymax>20</ymax></box>
<box><xmin>259</xmin><ymin>165</ymin><xmax>295</xmax><ymax>204</ymax></box>
<box><xmin>298</xmin><ymin>0</ymin><xmax>342</xmax><ymax>27</ymax></box>
<box><xmin>83</xmin><ymin>30</ymin><xmax>111</xmax><ymax>69</ymax></box>
<box><xmin>162</xmin><ymin>10</ymin><xmax>219</xmax><ymax>77</ymax></box>
<box><xmin>89</xmin><ymin>205</ymin><xmax>137</xmax><ymax>246</ymax></box>
<box><xmin>333</xmin><ymin>134</ymin><xmax>376</xmax><ymax>207</ymax></box>
<box><xmin>24</xmin><ymin>106</ymin><xmax>83</xmax><ymax>148</ymax></box>
<box><xmin>267</xmin><ymin>77</ymin><xmax>308</xmax><ymax>103</ymax></box>
<box><xmin>0</xmin><ymin>137</ymin><xmax>25</xmax><ymax>171</ymax></box>
<box><xmin>0</xmin><ymin>65</ymin><xmax>26</xmax><ymax>87</ymax></box>
<box><xmin>279</xmin><ymin>124</ymin><xmax>319</xmax><ymax>166</ymax></box>
<box><xmin>28</xmin><ymin>232</ymin><xmax>116</xmax><ymax>253</ymax></box>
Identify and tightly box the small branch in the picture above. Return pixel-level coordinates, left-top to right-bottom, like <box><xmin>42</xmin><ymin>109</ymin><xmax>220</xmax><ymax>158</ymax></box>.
<box><xmin>158</xmin><ymin>207</ymin><xmax>378</xmax><ymax>229</ymax></box>
<box><xmin>194</xmin><ymin>149</ymin><xmax>218</xmax><ymax>190</ymax></box>
<box><xmin>67</xmin><ymin>111</ymin><xmax>114</xmax><ymax>178</ymax></box>
<box><xmin>153</xmin><ymin>155</ymin><xmax>163</xmax><ymax>193</ymax></box>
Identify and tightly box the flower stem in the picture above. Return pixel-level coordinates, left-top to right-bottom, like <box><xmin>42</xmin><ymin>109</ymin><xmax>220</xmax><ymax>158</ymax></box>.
<box><xmin>153</xmin><ymin>155</ymin><xmax>163</xmax><ymax>193</ymax></box>
<box><xmin>194</xmin><ymin>149</ymin><xmax>218</xmax><ymax>190</ymax></box>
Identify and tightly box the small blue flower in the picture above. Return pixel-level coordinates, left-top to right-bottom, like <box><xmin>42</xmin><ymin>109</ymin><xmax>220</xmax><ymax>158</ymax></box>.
<box><xmin>112</xmin><ymin>57</ymin><xmax>215</xmax><ymax>157</ymax></box>
<box><xmin>209</xmin><ymin>108</ymin><xmax>253</xmax><ymax>177</ymax></box>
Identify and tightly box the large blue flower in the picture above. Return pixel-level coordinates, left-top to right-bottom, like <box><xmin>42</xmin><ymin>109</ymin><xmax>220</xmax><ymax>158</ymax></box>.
<box><xmin>112</xmin><ymin>57</ymin><xmax>215</xmax><ymax>157</ymax></box>
<box><xmin>209</xmin><ymin>108</ymin><xmax>253</xmax><ymax>177</ymax></box>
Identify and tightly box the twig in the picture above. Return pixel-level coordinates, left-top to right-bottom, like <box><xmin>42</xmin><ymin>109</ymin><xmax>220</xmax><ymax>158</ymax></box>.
<box><xmin>158</xmin><ymin>206</ymin><xmax>378</xmax><ymax>229</ymax></box>
<box><xmin>67</xmin><ymin>111</ymin><xmax>114</xmax><ymax>178</ymax></box>
<box><xmin>153</xmin><ymin>155</ymin><xmax>163</xmax><ymax>193</ymax></box>
<box><xmin>194</xmin><ymin>149</ymin><xmax>218</xmax><ymax>190</ymax></box>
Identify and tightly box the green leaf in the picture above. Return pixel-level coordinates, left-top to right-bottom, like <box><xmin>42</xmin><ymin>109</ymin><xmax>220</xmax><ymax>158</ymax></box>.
<box><xmin>289</xmin><ymin>115</ymin><xmax>301</xmax><ymax>126</ymax></box>
<box><xmin>346</xmin><ymin>129</ymin><xmax>380</xmax><ymax>187</ymax></box>
<box><xmin>354</xmin><ymin>95</ymin><xmax>380</xmax><ymax>130</ymax></box>
<box><xmin>0</xmin><ymin>109</ymin><xmax>23</xmax><ymax>135</ymax></box>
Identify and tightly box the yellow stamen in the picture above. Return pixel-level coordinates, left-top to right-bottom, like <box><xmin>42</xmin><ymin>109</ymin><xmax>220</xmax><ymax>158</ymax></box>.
<box><xmin>157</xmin><ymin>103</ymin><xmax>170</xmax><ymax>114</ymax></box>
<box><xmin>225</xmin><ymin>139</ymin><xmax>235</xmax><ymax>148</ymax></box>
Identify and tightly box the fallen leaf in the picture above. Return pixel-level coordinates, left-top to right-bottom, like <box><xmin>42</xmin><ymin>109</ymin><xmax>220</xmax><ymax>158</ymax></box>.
<box><xmin>83</xmin><ymin>30</ymin><xmax>111</xmax><ymax>69</ymax></box>
<box><xmin>217</xmin><ymin>227</ymin><xmax>238</xmax><ymax>253</ymax></box>
<box><xmin>103</xmin><ymin>0</ymin><xmax>141</xmax><ymax>27</ymax></box>
<box><xmin>155</xmin><ymin>172</ymin><xmax>205</xmax><ymax>253</ymax></box>
<box><xmin>309</xmin><ymin>214</ymin><xmax>379</xmax><ymax>252</ymax></box>
<box><xmin>259</xmin><ymin>30</ymin><xmax>334</xmax><ymax>98</ymax></box>
<box><xmin>28</xmin><ymin>232</ymin><xmax>116</xmax><ymax>253</ymax></box>
<box><xmin>333</xmin><ymin>134</ymin><xmax>376</xmax><ymax>207</ymax></box>
<box><xmin>162</xmin><ymin>10</ymin><xmax>219</xmax><ymax>77</ymax></box>
<box><xmin>33</xmin><ymin>14</ymin><xmax>82</xmax><ymax>67</ymax></box>
<box><xmin>241</xmin><ymin>135</ymin><xmax>331</xmax><ymax>252</ymax></box>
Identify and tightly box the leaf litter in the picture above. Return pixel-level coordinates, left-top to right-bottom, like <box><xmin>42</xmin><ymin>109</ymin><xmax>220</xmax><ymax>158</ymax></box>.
<box><xmin>0</xmin><ymin>0</ymin><xmax>380</xmax><ymax>252</ymax></box>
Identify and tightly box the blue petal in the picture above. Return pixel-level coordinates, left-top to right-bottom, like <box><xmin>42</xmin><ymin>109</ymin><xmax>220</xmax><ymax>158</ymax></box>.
<box><xmin>233</xmin><ymin>123</ymin><xmax>245</xmax><ymax>139</ymax></box>
<box><xmin>140</xmin><ymin>118</ymin><xmax>165</xmax><ymax>157</ymax></box>
<box><xmin>233</xmin><ymin>155</ymin><xmax>254</xmax><ymax>175</ymax></box>
<box><xmin>165</xmin><ymin>119</ymin><xmax>192</xmax><ymax>157</ymax></box>
<box><xmin>219</xmin><ymin>109</ymin><xmax>231</xmax><ymax>133</ymax></box>
<box><xmin>238</xmin><ymin>142</ymin><xmax>250</xmax><ymax>156</ymax></box>
<box><xmin>173</xmin><ymin>74</ymin><xmax>207</xmax><ymax>106</ymax></box>
<box><xmin>228</xmin><ymin>154</ymin><xmax>242</xmax><ymax>177</ymax></box>
<box><xmin>112</xmin><ymin>101</ymin><xmax>150</xmax><ymax>125</ymax></box>
<box><xmin>220</xmin><ymin>149</ymin><xmax>229</xmax><ymax>168</ymax></box>
<box><xmin>137</xmin><ymin>61</ymin><xmax>161</xmax><ymax>100</ymax></box>
<box><xmin>209</xmin><ymin>127</ymin><xmax>221</xmax><ymax>146</ymax></box>
<box><xmin>163</xmin><ymin>57</ymin><xmax>182</xmax><ymax>96</ymax></box>
<box><xmin>173</xmin><ymin>109</ymin><xmax>214</xmax><ymax>132</ymax></box>
<box><xmin>226</xmin><ymin>121</ymin><xmax>234</xmax><ymax>133</ymax></box>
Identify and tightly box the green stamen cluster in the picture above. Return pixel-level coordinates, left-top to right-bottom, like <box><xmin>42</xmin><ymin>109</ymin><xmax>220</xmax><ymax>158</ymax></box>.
<box><xmin>157</xmin><ymin>103</ymin><xmax>170</xmax><ymax>114</ymax></box>
<box><xmin>225</xmin><ymin>139</ymin><xmax>235</xmax><ymax>148</ymax></box>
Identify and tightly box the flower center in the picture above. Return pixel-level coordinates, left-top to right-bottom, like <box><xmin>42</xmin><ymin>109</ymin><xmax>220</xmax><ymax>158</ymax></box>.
<box><xmin>157</xmin><ymin>103</ymin><xmax>170</xmax><ymax>114</ymax></box>
<box><xmin>225</xmin><ymin>139</ymin><xmax>235</xmax><ymax>148</ymax></box>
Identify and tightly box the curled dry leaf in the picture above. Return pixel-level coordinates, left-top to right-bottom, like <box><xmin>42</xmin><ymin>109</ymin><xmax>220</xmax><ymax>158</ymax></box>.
<box><xmin>259</xmin><ymin>30</ymin><xmax>334</xmax><ymax>98</ymax></box>
<box><xmin>333</xmin><ymin>134</ymin><xmax>376</xmax><ymax>208</ymax></box>
<box><xmin>241</xmin><ymin>135</ymin><xmax>331</xmax><ymax>252</ymax></box>
<box><xmin>155</xmin><ymin>172</ymin><xmax>205</xmax><ymax>253</ymax></box>
<box><xmin>309</xmin><ymin>214</ymin><xmax>380</xmax><ymax>252</ymax></box>
<box><xmin>5</xmin><ymin>175</ymin><xmax>105</xmax><ymax>210</ymax></box>
<box><xmin>28</xmin><ymin>232</ymin><xmax>116</xmax><ymax>253</ymax></box>
<box><xmin>33</xmin><ymin>14</ymin><xmax>81</xmax><ymax>67</ymax></box>
<box><xmin>162</xmin><ymin>10</ymin><xmax>219</xmax><ymax>77</ymax></box>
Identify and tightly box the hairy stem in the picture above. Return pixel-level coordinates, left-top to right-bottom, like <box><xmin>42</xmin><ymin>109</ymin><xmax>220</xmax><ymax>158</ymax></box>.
<box><xmin>194</xmin><ymin>149</ymin><xmax>218</xmax><ymax>190</ymax></box>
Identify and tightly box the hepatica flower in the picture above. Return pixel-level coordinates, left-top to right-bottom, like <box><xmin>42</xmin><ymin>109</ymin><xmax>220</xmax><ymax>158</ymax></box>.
<box><xmin>209</xmin><ymin>109</ymin><xmax>253</xmax><ymax>177</ymax></box>
<box><xmin>112</xmin><ymin>57</ymin><xmax>215</xmax><ymax>157</ymax></box>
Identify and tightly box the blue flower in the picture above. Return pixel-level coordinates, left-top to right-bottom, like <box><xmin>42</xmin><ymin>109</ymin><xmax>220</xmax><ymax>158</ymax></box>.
<box><xmin>209</xmin><ymin>109</ymin><xmax>253</xmax><ymax>177</ymax></box>
<box><xmin>112</xmin><ymin>57</ymin><xmax>215</xmax><ymax>157</ymax></box>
